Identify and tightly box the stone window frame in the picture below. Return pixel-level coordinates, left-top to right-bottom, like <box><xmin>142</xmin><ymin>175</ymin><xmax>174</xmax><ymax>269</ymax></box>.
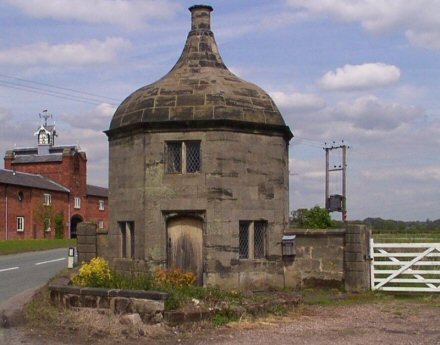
<box><xmin>99</xmin><ymin>200</ymin><xmax>105</xmax><ymax>211</ymax></box>
<box><xmin>43</xmin><ymin>193</ymin><xmax>52</xmax><ymax>206</ymax></box>
<box><xmin>119</xmin><ymin>221</ymin><xmax>135</xmax><ymax>259</ymax></box>
<box><xmin>165</xmin><ymin>140</ymin><xmax>201</xmax><ymax>174</ymax></box>
<box><xmin>74</xmin><ymin>197</ymin><xmax>81</xmax><ymax>209</ymax></box>
<box><xmin>238</xmin><ymin>220</ymin><xmax>268</xmax><ymax>260</ymax></box>
<box><xmin>98</xmin><ymin>220</ymin><xmax>104</xmax><ymax>229</ymax></box>
<box><xmin>17</xmin><ymin>216</ymin><xmax>25</xmax><ymax>232</ymax></box>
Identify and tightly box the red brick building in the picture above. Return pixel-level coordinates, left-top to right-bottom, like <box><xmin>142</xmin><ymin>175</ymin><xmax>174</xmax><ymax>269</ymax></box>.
<box><xmin>1</xmin><ymin>117</ymin><xmax>108</xmax><ymax>239</ymax></box>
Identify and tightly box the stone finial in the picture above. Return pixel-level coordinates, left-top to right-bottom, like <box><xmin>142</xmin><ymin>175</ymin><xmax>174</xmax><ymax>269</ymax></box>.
<box><xmin>189</xmin><ymin>4</ymin><xmax>213</xmax><ymax>31</ymax></box>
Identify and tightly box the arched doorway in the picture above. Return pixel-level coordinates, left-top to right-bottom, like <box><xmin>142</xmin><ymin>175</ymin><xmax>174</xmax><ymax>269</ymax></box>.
<box><xmin>70</xmin><ymin>215</ymin><xmax>83</xmax><ymax>239</ymax></box>
<box><xmin>167</xmin><ymin>217</ymin><xmax>203</xmax><ymax>286</ymax></box>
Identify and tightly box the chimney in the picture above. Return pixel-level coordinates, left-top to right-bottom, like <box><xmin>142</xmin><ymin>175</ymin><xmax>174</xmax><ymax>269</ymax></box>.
<box><xmin>189</xmin><ymin>5</ymin><xmax>213</xmax><ymax>31</ymax></box>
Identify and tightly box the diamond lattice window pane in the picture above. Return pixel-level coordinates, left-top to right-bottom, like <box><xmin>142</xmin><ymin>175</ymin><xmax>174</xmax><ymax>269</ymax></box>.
<box><xmin>166</xmin><ymin>142</ymin><xmax>182</xmax><ymax>173</ymax></box>
<box><xmin>254</xmin><ymin>221</ymin><xmax>266</xmax><ymax>259</ymax></box>
<box><xmin>239</xmin><ymin>222</ymin><xmax>250</xmax><ymax>259</ymax></box>
<box><xmin>186</xmin><ymin>141</ymin><xmax>201</xmax><ymax>173</ymax></box>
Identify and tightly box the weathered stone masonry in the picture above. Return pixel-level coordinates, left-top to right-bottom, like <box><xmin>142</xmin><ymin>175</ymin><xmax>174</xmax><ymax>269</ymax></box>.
<box><xmin>100</xmin><ymin>5</ymin><xmax>292</xmax><ymax>290</ymax></box>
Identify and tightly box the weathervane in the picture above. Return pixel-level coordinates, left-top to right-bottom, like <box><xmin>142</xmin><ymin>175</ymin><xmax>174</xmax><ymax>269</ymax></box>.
<box><xmin>39</xmin><ymin>109</ymin><xmax>52</xmax><ymax>127</ymax></box>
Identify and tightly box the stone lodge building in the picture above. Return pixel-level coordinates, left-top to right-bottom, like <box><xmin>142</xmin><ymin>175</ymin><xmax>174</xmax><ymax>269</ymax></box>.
<box><xmin>102</xmin><ymin>5</ymin><xmax>293</xmax><ymax>289</ymax></box>
<box><xmin>1</xmin><ymin>116</ymin><xmax>108</xmax><ymax>239</ymax></box>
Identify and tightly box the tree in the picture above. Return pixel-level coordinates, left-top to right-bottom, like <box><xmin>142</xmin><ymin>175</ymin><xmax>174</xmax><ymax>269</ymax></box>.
<box><xmin>291</xmin><ymin>206</ymin><xmax>334</xmax><ymax>229</ymax></box>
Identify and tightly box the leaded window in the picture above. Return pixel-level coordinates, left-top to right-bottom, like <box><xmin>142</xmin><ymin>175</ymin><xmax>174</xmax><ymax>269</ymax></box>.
<box><xmin>165</xmin><ymin>141</ymin><xmax>201</xmax><ymax>174</ymax></box>
<box><xmin>254</xmin><ymin>221</ymin><xmax>266</xmax><ymax>259</ymax></box>
<box><xmin>166</xmin><ymin>142</ymin><xmax>182</xmax><ymax>173</ymax></box>
<box><xmin>186</xmin><ymin>141</ymin><xmax>201</xmax><ymax>173</ymax></box>
<box><xmin>238</xmin><ymin>220</ymin><xmax>267</xmax><ymax>260</ymax></box>
<box><xmin>239</xmin><ymin>222</ymin><xmax>250</xmax><ymax>259</ymax></box>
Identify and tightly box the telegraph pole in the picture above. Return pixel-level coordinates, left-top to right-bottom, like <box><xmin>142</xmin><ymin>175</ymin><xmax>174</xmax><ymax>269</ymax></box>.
<box><xmin>324</xmin><ymin>141</ymin><xmax>349</xmax><ymax>222</ymax></box>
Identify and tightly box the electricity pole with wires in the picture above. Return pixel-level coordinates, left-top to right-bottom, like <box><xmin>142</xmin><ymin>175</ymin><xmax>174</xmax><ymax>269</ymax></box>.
<box><xmin>324</xmin><ymin>141</ymin><xmax>349</xmax><ymax>222</ymax></box>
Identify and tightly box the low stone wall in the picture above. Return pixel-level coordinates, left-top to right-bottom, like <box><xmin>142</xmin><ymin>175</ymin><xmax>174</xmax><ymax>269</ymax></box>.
<box><xmin>284</xmin><ymin>225</ymin><xmax>371</xmax><ymax>291</ymax></box>
<box><xmin>49</xmin><ymin>284</ymin><xmax>168</xmax><ymax>324</ymax></box>
<box><xmin>284</xmin><ymin>229</ymin><xmax>345</xmax><ymax>289</ymax></box>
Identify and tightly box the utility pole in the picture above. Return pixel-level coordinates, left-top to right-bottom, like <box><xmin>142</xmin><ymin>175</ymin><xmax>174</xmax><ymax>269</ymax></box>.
<box><xmin>324</xmin><ymin>141</ymin><xmax>349</xmax><ymax>222</ymax></box>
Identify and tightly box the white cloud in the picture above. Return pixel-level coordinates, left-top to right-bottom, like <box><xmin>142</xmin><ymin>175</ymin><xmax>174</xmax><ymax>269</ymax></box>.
<box><xmin>5</xmin><ymin>0</ymin><xmax>180</xmax><ymax>30</ymax></box>
<box><xmin>318</xmin><ymin>63</ymin><xmax>400</xmax><ymax>91</ymax></box>
<box><xmin>59</xmin><ymin>103</ymin><xmax>115</xmax><ymax>131</ymax></box>
<box><xmin>271</xmin><ymin>91</ymin><xmax>326</xmax><ymax>111</ymax></box>
<box><xmin>0</xmin><ymin>38</ymin><xmax>130</xmax><ymax>66</ymax></box>
<box><xmin>406</xmin><ymin>30</ymin><xmax>440</xmax><ymax>50</ymax></box>
<box><xmin>332</xmin><ymin>95</ymin><xmax>423</xmax><ymax>131</ymax></box>
<box><xmin>286</xmin><ymin>0</ymin><xmax>440</xmax><ymax>50</ymax></box>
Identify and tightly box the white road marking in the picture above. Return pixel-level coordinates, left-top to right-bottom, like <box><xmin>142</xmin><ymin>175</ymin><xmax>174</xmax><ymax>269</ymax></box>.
<box><xmin>0</xmin><ymin>267</ymin><xmax>20</xmax><ymax>273</ymax></box>
<box><xmin>35</xmin><ymin>258</ymin><xmax>66</xmax><ymax>266</ymax></box>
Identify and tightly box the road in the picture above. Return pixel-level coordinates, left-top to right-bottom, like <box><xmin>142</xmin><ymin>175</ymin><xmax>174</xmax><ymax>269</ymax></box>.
<box><xmin>0</xmin><ymin>248</ymin><xmax>68</xmax><ymax>304</ymax></box>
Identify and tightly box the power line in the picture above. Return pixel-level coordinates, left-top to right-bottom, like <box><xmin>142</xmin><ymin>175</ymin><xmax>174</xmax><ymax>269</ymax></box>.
<box><xmin>0</xmin><ymin>80</ymin><xmax>113</xmax><ymax>106</ymax></box>
<box><xmin>0</xmin><ymin>73</ymin><xmax>120</xmax><ymax>106</ymax></box>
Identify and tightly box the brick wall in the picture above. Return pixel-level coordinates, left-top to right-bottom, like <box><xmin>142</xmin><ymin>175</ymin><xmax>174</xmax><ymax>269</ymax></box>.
<box><xmin>0</xmin><ymin>184</ymin><xmax>69</xmax><ymax>240</ymax></box>
<box><xmin>86</xmin><ymin>195</ymin><xmax>108</xmax><ymax>231</ymax></box>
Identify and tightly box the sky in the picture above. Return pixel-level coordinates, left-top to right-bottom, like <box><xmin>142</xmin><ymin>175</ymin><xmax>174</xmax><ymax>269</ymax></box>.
<box><xmin>0</xmin><ymin>0</ymin><xmax>439</xmax><ymax>221</ymax></box>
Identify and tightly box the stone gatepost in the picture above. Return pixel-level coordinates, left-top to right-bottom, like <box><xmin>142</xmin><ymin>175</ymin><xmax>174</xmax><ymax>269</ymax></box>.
<box><xmin>344</xmin><ymin>224</ymin><xmax>371</xmax><ymax>292</ymax></box>
<box><xmin>76</xmin><ymin>222</ymin><xmax>97</xmax><ymax>263</ymax></box>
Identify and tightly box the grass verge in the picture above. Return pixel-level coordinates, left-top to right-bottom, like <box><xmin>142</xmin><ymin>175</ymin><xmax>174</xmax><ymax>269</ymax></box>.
<box><xmin>0</xmin><ymin>239</ymin><xmax>77</xmax><ymax>255</ymax></box>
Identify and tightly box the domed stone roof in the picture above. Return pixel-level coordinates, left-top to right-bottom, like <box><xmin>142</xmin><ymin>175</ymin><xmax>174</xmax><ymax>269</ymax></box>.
<box><xmin>108</xmin><ymin>5</ymin><xmax>292</xmax><ymax>140</ymax></box>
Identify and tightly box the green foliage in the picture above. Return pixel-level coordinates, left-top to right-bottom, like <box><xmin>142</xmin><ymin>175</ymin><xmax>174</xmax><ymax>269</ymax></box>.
<box><xmin>54</xmin><ymin>213</ymin><xmax>64</xmax><ymax>239</ymax></box>
<box><xmin>212</xmin><ymin>310</ymin><xmax>239</xmax><ymax>326</ymax></box>
<box><xmin>364</xmin><ymin>217</ymin><xmax>440</xmax><ymax>233</ymax></box>
<box><xmin>291</xmin><ymin>206</ymin><xmax>334</xmax><ymax>228</ymax></box>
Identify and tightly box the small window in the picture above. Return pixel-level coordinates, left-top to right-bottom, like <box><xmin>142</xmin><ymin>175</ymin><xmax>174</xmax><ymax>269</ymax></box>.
<box><xmin>239</xmin><ymin>222</ymin><xmax>250</xmax><ymax>259</ymax></box>
<box><xmin>166</xmin><ymin>142</ymin><xmax>182</xmax><ymax>173</ymax></box>
<box><xmin>17</xmin><ymin>217</ymin><xmax>24</xmax><ymax>232</ymax></box>
<box><xmin>186</xmin><ymin>141</ymin><xmax>201</xmax><ymax>173</ymax></box>
<box><xmin>98</xmin><ymin>220</ymin><xmax>104</xmax><ymax>229</ymax></box>
<box><xmin>165</xmin><ymin>141</ymin><xmax>201</xmax><ymax>174</ymax></box>
<box><xmin>119</xmin><ymin>221</ymin><xmax>135</xmax><ymax>258</ymax></box>
<box><xmin>99</xmin><ymin>200</ymin><xmax>105</xmax><ymax>211</ymax></box>
<box><xmin>43</xmin><ymin>193</ymin><xmax>51</xmax><ymax>206</ymax></box>
<box><xmin>254</xmin><ymin>221</ymin><xmax>267</xmax><ymax>259</ymax></box>
<box><xmin>74</xmin><ymin>197</ymin><xmax>81</xmax><ymax>209</ymax></box>
<box><xmin>238</xmin><ymin>220</ymin><xmax>267</xmax><ymax>260</ymax></box>
<box><xmin>18</xmin><ymin>191</ymin><xmax>24</xmax><ymax>202</ymax></box>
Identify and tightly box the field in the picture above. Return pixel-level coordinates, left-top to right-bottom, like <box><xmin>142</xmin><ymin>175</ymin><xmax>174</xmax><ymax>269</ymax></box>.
<box><xmin>372</xmin><ymin>230</ymin><xmax>440</xmax><ymax>243</ymax></box>
<box><xmin>0</xmin><ymin>239</ymin><xmax>77</xmax><ymax>255</ymax></box>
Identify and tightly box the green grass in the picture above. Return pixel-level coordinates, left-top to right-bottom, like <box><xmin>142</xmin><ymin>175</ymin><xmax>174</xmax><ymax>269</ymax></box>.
<box><xmin>0</xmin><ymin>239</ymin><xmax>77</xmax><ymax>255</ymax></box>
<box><xmin>373</xmin><ymin>230</ymin><xmax>440</xmax><ymax>243</ymax></box>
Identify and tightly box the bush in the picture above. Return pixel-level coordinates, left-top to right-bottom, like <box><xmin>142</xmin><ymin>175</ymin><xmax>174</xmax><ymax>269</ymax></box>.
<box><xmin>54</xmin><ymin>213</ymin><xmax>64</xmax><ymax>239</ymax></box>
<box><xmin>72</xmin><ymin>257</ymin><xmax>112</xmax><ymax>287</ymax></box>
<box><xmin>154</xmin><ymin>267</ymin><xmax>196</xmax><ymax>287</ymax></box>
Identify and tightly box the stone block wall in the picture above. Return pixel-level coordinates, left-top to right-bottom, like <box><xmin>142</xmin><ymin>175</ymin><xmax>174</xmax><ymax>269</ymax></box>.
<box><xmin>49</xmin><ymin>284</ymin><xmax>167</xmax><ymax>324</ymax></box>
<box><xmin>284</xmin><ymin>229</ymin><xmax>345</xmax><ymax>288</ymax></box>
<box><xmin>284</xmin><ymin>225</ymin><xmax>371</xmax><ymax>291</ymax></box>
<box><xmin>77</xmin><ymin>222</ymin><xmax>97</xmax><ymax>263</ymax></box>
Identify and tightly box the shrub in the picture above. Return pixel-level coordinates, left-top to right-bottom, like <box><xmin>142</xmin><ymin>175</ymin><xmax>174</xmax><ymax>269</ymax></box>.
<box><xmin>154</xmin><ymin>267</ymin><xmax>196</xmax><ymax>288</ymax></box>
<box><xmin>72</xmin><ymin>257</ymin><xmax>112</xmax><ymax>288</ymax></box>
<box><xmin>54</xmin><ymin>213</ymin><xmax>64</xmax><ymax>239</ymax></box>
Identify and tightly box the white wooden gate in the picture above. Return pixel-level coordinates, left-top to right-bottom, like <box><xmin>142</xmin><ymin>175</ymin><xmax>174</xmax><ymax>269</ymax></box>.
<box><xmin>370</xmin><ymin>239</ymin><xmax>440</xmax><ymax>292</ymax></box>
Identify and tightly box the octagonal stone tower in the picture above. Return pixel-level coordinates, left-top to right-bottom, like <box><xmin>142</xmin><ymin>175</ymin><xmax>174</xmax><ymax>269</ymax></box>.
<box><xmin>104</xmin><ymin>5</ymin><xmax>293</xmax><ymax>289</ymax></box>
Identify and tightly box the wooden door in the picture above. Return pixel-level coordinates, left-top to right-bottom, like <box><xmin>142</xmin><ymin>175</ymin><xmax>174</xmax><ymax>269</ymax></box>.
<box><xmin>167</xmin><ymin>217</ymin><xmax>203</xmax><ymax>286</ymax></box>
